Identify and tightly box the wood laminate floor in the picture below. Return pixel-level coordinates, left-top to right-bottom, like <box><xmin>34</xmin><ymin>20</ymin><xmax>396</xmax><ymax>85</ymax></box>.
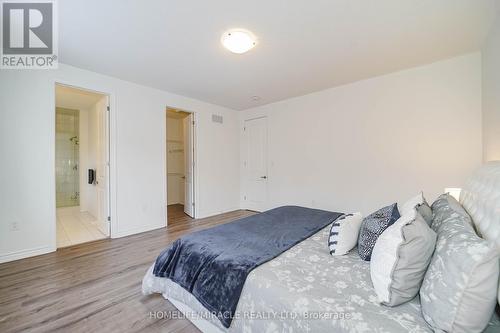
<box><xmin>0</xmin><ymin>208</ymin><xmax>256</xmax><ymax>333</ymax></box>
<box><xmin>166</xmin><ymin>204</ymin><xmax>194</xmax><ymax>227</ymax></box>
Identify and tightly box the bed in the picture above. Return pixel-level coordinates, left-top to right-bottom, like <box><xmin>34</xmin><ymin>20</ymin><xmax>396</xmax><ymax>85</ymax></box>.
<box><xmin>143</xmin><ymin>162</ymin><xmax>500</xmax><ymax>332</ymax></box>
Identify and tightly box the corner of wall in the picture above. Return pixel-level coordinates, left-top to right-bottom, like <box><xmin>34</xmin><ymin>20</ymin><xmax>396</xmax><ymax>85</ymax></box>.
<box><xmin>481</xmin><ymin>14</ymin><xmax>500</xmax><ymax>162</ymax></box>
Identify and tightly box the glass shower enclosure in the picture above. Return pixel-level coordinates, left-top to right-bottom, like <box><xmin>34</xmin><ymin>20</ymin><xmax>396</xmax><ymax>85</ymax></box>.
<box><xmin>55</xmin><ymin>108</ymin><xmax>80</xmax><ymax>207</ymax></box>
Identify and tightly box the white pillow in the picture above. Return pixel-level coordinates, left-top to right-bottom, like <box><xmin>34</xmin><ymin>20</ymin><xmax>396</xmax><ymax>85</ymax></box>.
<box><xmin>328</xmin><ymin>213</ymin><xmax>363</xmax><ymax>256</ymax></box>
<box><xmin>370</xmin><ymin>208</ymin><xmax>436</xmax><ymax>306</ymax></box>
<box><xmin>401</xmin><ymin>191</ymin><xmax>425</xmax><ymax>215</ymax></box>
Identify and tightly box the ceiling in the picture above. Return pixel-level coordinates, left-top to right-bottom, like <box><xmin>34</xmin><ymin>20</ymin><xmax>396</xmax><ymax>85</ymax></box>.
<box><xmin>59</xmin><ymin>0</ymin><xmax>500</xmax><ymax>110</ymax></box>
<box><xmin>56</xmin><ymin>84</ymin><xmax>105</xmax><ymax>110</ymax></box>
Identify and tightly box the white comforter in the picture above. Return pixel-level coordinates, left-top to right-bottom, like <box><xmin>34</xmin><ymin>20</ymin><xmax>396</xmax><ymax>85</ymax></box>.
<box><xmin>143</xmin><ymin>223</ymin><xmax>436</xmax><ymax>332</ymax></box>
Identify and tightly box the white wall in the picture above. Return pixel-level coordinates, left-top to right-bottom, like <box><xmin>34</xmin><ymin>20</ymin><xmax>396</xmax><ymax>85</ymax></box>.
<box><xmin>240</xmin><ymin>53</ymin><xmax>483</xmax><ymax>215</ymax></box>
<box><xmin>0</xmin><ymin>52</ymin><xmax>485</xmax><ymax>263</ymax></box>
<box><xmin>0</xmin><ymin>63</ymin><xmax>240</xmax><ymax>263</ymax></box>
<box><xmin>482</xmin><ymin>15</ymin><xmax>500</xmax><ymax>162</ymax></box>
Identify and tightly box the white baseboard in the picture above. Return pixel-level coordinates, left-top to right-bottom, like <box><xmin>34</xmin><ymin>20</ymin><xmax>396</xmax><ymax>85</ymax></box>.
<box><xmin>196</xmin><ymin>206</ymin><xmax>240</xmax><ymax>219</ymax></box>
<box><xmin>112</xmin><ymin>223</ymin><xmax>165</xmax><ymax>238</ymax></box>
<box><xmin>0</xmin><ymin>245</ymin><xmax>55</xmax><ymax>264</ymax></box>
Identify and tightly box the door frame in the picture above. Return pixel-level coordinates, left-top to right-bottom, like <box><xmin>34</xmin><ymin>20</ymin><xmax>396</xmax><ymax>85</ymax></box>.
<box><xmin>241</xmin><ymin>116</ymin><xmax>269</xmax><ymax>212</ymax></box>
<box><xmin>164</xmin><ymin>106</ymin><xmax>198</xmax><ymax>224</ymax></box>
<box><xmin>53</xmin><ymin>80</ymin><xmax>116</xmax><ymax>247</ymax></box>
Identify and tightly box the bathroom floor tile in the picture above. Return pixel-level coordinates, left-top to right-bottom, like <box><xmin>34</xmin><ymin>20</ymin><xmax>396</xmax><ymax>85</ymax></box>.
<box><xmin>56</xmin><ymin>206</ymin><xmax>107</xmax><ymax>248</ymax></box>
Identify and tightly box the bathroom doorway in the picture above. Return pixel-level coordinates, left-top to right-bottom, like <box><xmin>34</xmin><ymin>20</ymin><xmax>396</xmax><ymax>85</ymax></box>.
<box><xmin>55</xmin><ymin>84</ymin><xmax>110</xmax><ymax>247</ymax></box>
<box><xmin>166</xmin><ymin>107</ymin><xmax>196</xmax><ymax>224</ymax></box>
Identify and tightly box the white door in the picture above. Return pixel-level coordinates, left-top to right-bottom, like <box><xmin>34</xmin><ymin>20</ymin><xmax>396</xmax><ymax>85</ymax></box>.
<box><xmin>183</xmin><ymin>114</ymin><xmax>194</xmax><ymax>217</ymax></box>
<box><xmin>243</xmin><ymin>117</ymin><xmax>268</xmax><ymax>211</ymax></box>
<box><xmin>96</xmin><ymin>97</ymin><xmax>110</xmax><ymax>236</ymax></box>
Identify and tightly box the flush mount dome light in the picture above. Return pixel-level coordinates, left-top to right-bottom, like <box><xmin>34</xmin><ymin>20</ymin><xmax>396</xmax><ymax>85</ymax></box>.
<box><xmin>221</xmin><ymin>29</ymin><xmax>256</xmax><ymax>54</ymax></box>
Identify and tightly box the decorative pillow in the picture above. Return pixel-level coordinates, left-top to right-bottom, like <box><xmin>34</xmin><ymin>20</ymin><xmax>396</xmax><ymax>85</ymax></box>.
<box><xmin>357</xmin><ymin>203</ymin><xmax>400</xmax><ymax>261</ymax></box>
<box><xmin>430</xmin><ymin>193</ymin><xmax>473</xmax><ymax>233</ymax></box>
<box><xmin>370</xmin><ymin>208</ymin><xmax>436</xmax><ymax>306</ymax></box>
<box><xmin>416</xmin><ymin>202</ymin><xmax>433</xmax><ymax>226</ymax></box>
<box><xmin>400</xmin><ymin>191</ymin><xmax>425</xmax><ymax>215</ymax></box>
<box><xmin>420</xmin><ymin>194</ymin><xmax>500</xmax><ymax>333</ymax></box>
<box><xmin>328</xmin><ymin>213</ymin><xmax>363</xmax><ymax>256</ymax></box>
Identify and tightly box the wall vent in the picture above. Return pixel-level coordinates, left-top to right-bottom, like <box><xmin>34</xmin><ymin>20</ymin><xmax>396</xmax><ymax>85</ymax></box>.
<box><xmin>212</xmin><ymin>114</ymin><xmax>223</xmax><ymax>124</ymax></box>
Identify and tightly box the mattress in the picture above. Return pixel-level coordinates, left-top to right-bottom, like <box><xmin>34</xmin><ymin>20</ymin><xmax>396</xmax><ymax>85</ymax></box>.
<box><xmin>143</xmin><ymin>223</ymin><xmax>433</xmax><ymax>332</ymax></box>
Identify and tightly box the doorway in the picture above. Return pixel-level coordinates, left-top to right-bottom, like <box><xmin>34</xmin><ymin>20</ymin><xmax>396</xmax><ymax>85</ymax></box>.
<box><xmin>55</xmin><ymin>84</ymin><xmax>110</xmax><ymax>247</ymax></box>
<box><xmin>166</xmin><ymin>107</ymin><xmax>195</xmax><ymax>224</ymax></box>
<box><xmin>242</xmin><ymin>117</ymin><xmax>268</xmax><ymax>212</ymax></box>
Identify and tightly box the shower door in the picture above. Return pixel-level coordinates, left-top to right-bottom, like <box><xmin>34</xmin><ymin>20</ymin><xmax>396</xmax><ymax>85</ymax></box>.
<box><xmin>55</xmin><ymin>108</ymin><xmax>80</xmax><ymax>207</ymax></box>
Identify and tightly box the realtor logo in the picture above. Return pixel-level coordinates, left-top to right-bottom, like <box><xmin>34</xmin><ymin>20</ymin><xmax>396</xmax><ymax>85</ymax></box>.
<box><xmin>1</xmin><ymin>0</ymin><xmax>57</xmax><ymax>69</ymax></box>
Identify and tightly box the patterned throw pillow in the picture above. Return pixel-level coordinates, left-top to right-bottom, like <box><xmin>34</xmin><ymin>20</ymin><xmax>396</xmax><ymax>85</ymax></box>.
<box><xmin>328</xmin><ymin>213</ymin><xmax>363</xmax><ymax>256</ymax></box>
<box><xmin>420</xmin><ymin>194</ymin><xmax>500</xmax><ymax>333</ymax></box>
<box><xmin>357</xmin><ymin>203</ymin><xmax>400</xmax><ymax>261</ymax></box>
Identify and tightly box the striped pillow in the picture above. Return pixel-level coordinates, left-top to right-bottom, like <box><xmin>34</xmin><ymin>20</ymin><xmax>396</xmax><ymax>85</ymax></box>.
<box><xmin>328</xmin><ymin>213</ymin><xmax>363</xmax><ymax>256</ymax></box>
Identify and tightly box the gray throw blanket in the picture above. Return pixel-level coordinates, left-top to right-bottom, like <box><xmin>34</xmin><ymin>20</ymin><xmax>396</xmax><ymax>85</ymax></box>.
<box><xmin>153</xmin><ymin>205</ymin><xmax>342</xmax><ymax>328</ymax></box>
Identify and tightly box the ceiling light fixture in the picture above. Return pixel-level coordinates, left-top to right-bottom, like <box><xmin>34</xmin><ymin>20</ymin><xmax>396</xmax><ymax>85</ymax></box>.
<box><xmin>221</xmin><ymin>29</ymin><xmax>257</xmax><ymax>54</ymax></box>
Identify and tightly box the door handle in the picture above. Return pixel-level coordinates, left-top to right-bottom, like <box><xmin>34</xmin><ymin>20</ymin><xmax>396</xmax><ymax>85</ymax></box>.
<box><xmin>260</xmin><ymin>176</ymin><xmax>267</xmax><ymax>179</ymax></box>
